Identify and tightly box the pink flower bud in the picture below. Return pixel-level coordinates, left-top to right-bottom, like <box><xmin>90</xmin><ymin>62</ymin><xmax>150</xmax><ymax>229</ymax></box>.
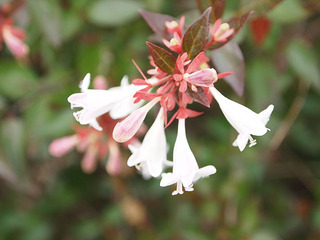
<box><xmin>81</xmin><ymin>145</ymin><xmax>98</xmax><ymax>173</ymax></box>
<box><xmin>93</xmin><ymin>75</ymin><xmax>108</xmax><ymax>90</ymax></box>
<box><xmin>113</xmin><ymin>97</ymin><xmax>160</xmax><ymax>143</ymax></box>
<box><xmin>49</xmin><ymin>135</ymin><xmax>78</xmax><ymax>157</ymax></box>
<box><xmin>184</xmin><ymin>68</ymin><xmax>218</xmax><ymax>87</ymax></box>
<box><xmin>2</xmin><ymin>25</ymin><xmax>29</xmax><ymax>59</ymax></box>
<box><xmin>106</xmin><ymin>140</ymin><xmax>122</xmax><ymax>176</ymax></box>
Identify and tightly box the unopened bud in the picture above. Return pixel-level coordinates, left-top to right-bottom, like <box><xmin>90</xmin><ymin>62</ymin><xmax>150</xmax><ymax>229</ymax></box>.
<box><xmin>113</xmin><ymin>97</ymin><xmax>160</xmax><ymax>143</ymax></box>
<box><xmin>184</xmin><ymin>68</ymin><xmax>218</xmax><ymax>87</ymax></box>
<box><xmin>199</xmin><ymin>62</ymin><xmax>209</xmax><ymax>70</ymax></box>
<box><xmin>215</xmin><ymin>23</ymin><xmax>230</xmax><ymax>39</ymax></box>
<box><xmin>170</xmin><ymin>38</ymin><xmax>180</xmax><ymax>46</ymax></box>
<box><xmin>167</xmin><ymin>21</ymin><xmax>178</xmax><ymax>28</ymax></box>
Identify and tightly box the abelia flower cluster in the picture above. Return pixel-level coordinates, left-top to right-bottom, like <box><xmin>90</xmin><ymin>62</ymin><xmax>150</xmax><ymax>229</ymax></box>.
<box><xmin>65</xmin><ymin>7</ymin><xmax>274</xmax><ymax>195</ymax></box>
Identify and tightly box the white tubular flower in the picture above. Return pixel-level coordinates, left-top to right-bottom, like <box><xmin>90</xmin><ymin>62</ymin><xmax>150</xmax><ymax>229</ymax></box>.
<box><xmin>109</xmin><ymin>75</ymin><xmax>144</xmax><ymax>119</ymax></box>
<box><xmin>127</xmin><ymin>108</ymin><xmax>167</xmax><ymax>178</ymax></box>
<box><xmin>160</xmin><ymin>119</ymin><xmax>216</xmax><ymax>195</ymax></box>
<box><xmin>67</xmin><ymin>74</ymin><xmax>143</xmax><ymax>130</ymax></box>
<box><xmin>209</xmin><ymin>86</ymin><xmax>274</xmax><ymax>151</ymax></box>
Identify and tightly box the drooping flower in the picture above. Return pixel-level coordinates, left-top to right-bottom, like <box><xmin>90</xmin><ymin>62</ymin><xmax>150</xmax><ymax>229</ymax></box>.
<box><xmin>68</xmin><ymin>74</ymin><xmax>143</xmax><ymax>129</ymax></box>
<box><xmin>160</xmin><ymin>119</ymin><xmax>216</xmax><ymax>195</ymax></box>
<box><xmin>0</xmin><ymin>19</ymin><xmax>29</xmax><ymax>59</ymax></box>
<box><xmin>49</xmin><ymin>135</ymin><xmax>79</xmax><ymax>158</ymax></box>
<box><xmin>49</xmin><ymin>124</ymin><xmax>105</xmax><ymax>173</ymax></box>
<box><xmin>210</xmin><ymin>86</ymin><xmax>274</xmax><ymax>151</ymax></box>
<box><xmin>49</xmin><ymin>114</ymin><xmax>130</xmax><ymax>175</ymax></box>
<box><xmin>127</xmin><ymin>108</ymin><xmax>168</xmax><ymax>177</ymax></box>
<box><xmin>106</xmin><ymin>139</ymin><xmax>123</xmax><ymax>176</ymax></box>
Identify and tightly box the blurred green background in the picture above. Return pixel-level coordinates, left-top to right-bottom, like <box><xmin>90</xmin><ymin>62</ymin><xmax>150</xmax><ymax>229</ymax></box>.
<box><xmin>0</xmin><ymin>0</ymin><xmax>320</xmax><ymax>239</ymax></box>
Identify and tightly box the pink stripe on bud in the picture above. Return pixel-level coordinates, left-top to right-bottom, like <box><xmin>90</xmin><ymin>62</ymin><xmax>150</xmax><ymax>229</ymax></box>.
<box><xmin>113</xmin><ymin>97</ymin><xmax>160</xmax><ymax>143</ymax></box>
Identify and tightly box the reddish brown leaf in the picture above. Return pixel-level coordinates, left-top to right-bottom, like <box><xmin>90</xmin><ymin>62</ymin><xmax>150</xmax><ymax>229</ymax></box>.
<box><xmin>185</xmin><ymin>86</ymin><xmax>210</xmax><ymax>107</ymax></box>
<box><xmin>211</xmin><ymin>42</ymin><xmax>245</xmax><ymax>96</ymax></box>
<box><xmin>195</xmin><ymin>0</ymin><xmax>226</xmax><ymax>22</ymax></box>
<box><xmin>211</xmin><ymin>0</ymin><xmax>226</xmax><ymax>22</ymax></box>
<box><xmin>146</xmin><ymin>42</ymin><xmax>176</xmax><ymax>73</ymax></box>
<box><xmin>139</xmin><ymin>9</ymin><xmax>176</xmax><ymax>40</ymax></box>
<box><xmin>182</xmin><ymin>7</ymin><xmax>211</xmax><ymax>59</ymax></box>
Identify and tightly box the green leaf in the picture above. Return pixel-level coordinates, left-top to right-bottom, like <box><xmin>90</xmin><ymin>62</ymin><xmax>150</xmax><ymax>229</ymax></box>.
<box><xmin>247</xmin><ymin>59</ymin><xmax>277</xmax><ymax>109</ymax></box>
<box><xmin>146</xmin><ymin>42</ymin><xmax>176</xmax><ymax>73</ymax></box>
<box><xmin>139</xmin><ymin>9</ymin><xmax>176</xmax><ymax>40</ymax></box>
<box><xmin>76</xmin><ymin>43</ymin><xmax>101</xmax><ymax>76</ymax></box>
<box><xmin>87</xmin><ymin>0</ymin><xmax>143</xmax><ymax>27</ymax></box>
<box><xmin>0</xmin><ymin>62</ymin><xmax>37</xmax><ymax>100</ymax></box>
<box><xmin>286</xmin><ymin>39</ymin><xmax>320</xmax><ymax>91</ymax></box>
<box><xmin>182</xmin><ymin>7</ymin><xmax>211</xmax><ymax>59</ymax></box>
<box><xmin>211</xmin><ymin>41</ymin><xmax>245</xmax><ymax>96</ymax></box>
<box><xmin>28</xmin><ymin>0</ymin><xmax>62</xmax><ymax>47</ymax></box>
<box><xmin>0</xmin><ymin>118</ymin><xmax>26</xmax><ymax>177</ymax></box>
<box><xmin>268</xmin><ymin>0</ymin><xmax>308</xmax><ymax>24</ymax></box>
<box><xmin>61</xmin><ymin>11</ymin><xmax>83</xmax><ymax>41</ymax></box>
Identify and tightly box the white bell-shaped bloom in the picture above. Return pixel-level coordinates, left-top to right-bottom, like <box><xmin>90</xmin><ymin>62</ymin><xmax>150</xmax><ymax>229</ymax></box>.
<box><xmin>210</xmin><ymin>86</ymin><xmax>274</xmax><ymax>151</ymax></box>
<box><xmin>68</xmin><ymin>74</ymin><xmax>143</xmax><ymax>130</ymax></box>
<box><xmin>160</xmin><ymin>119</ymin><xmax>216</xmax><ymax>195</ymax></box>
<box><xmin>127</xmin><ymin>108</ymin><xmax>167</xmax><ymax>177</ymax></box>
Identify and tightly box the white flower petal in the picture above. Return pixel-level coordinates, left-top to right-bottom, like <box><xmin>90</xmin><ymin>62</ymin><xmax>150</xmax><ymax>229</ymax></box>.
<box><xmin>109</xmin><ymin>78</ymin><xmax>145</xmax><ymax>119</ymax></box>
<box><xmin>89</xmin><ymin>119</ymin><xmax>103</xmax><ymax>131</ymax></box>
<box><xmin>172</xmin><ymin>119</ymin><xmax>199</xmax><ymax>179</ymax></box>
<box><xmin>79</xmin><ymin>73</ymin><xmax>91</xmax><ymax>92</ymax></box>
<box><xmin>126</xmin><ymin>108</ymin><xmax>166</xmax><ymax>177</ymax></box>
<box><xmin>193</xmin><ymin>165</ymin><xmax>217</xmax><ymax>182</ymax></box>
<box><xmin>120</xmin><ymin>75</ymin><xmax>129</xmax><ymax>86</ymax></box>
<box><xmin>127</xmin><ymin>152</ymin><xmax>141</xmax><ymax>167</ymax></box>
<box><xmin>68</xmin><ymin>74</ymin><xmax>145</xmax><ymax>127</ymax></box>
<box><xmin>109</xmin><ymin>96</ymin><xmax>143</xmax><ymax>119</ymax></box>
<box><xmin>258</xmin><ymin>104</ymin><xmax>274</xmax><ymax>125</ymax></box>
<box><xmin>68</xmin><ymin>90</ymin><xmax>119</xmax><ymax>125</ymax></box>
<box><xmin>160</xmin><ymin>173</ymin><xmax>178</xmax><ymax>187</ymax></box>
<box><xmin>232</xmin><ymin>134</ymin><xmax>249</xmax><ymax>152</ymax></box>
